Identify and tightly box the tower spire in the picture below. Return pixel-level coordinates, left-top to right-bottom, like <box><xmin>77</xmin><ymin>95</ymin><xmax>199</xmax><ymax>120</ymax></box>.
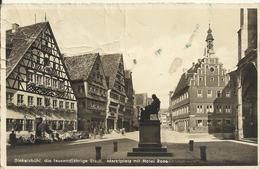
<box><xmin>205</xmin><ymin>24</ymin><xmax>215</xmax><ymax>57</ymax></box>
<box><xmin>44</xmin><ymin>12</ymin><xmax>47</xmax><ymax>22</ymax></box>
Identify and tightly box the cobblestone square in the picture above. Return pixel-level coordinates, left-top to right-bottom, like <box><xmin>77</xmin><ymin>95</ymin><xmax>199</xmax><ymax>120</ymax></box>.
<box><xmin>7</xmin><ymin>129</ymin><xmax>257</xmax><ymax>166</ymax></box>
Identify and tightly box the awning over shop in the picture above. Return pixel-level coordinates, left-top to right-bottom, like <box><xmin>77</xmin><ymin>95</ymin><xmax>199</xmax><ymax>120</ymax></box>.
<box><xmin>45</xmin><ymin>113</ymin><xmax>77</xmax><ymax>121</ymax></box>
<box><xmin>46</xmin><ymin>113</ymin><xmax>62</xmax><ymax>121</ymax></box>
<box><xmin>6</xmin><ymin>109</ymin><xmax>35</xmax><ymax>119</ymax></box>
<box><xmin>6</xmin><ymin>109</ymin><xmax>76</xmax><ymax>121</ymax></box>
<box><xmin>107</xmin><ymin>116</ymin><xmax>116</xmax><ymax>119</ymax></box>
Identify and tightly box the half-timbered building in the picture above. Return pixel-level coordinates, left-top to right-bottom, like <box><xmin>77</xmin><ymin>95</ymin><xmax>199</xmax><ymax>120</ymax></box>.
<box><xmin>6</xmin><ymin>22</ymin><xmax>77</xmax><ymax>138</ymax></box>
<box><xmin>101</xmin><ymin>54</ymin><xmax>127</xmax><ymax>130</ymax></box>
<box><xmin>64</xmin><ymin>53</ymin><xmax>108</xmax><ymax>132</ymax></box>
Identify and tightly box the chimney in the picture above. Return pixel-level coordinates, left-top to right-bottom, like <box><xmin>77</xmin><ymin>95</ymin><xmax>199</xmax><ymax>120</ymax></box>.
<box><xmin>192</xmin><ymin>62</ymin><xmax>195</xmax><ymax>66</ymax></box>
<box><xmin>183</xmin><ymin>68</ymin><xmax>188</xmax><ymax>78</ymax></box>
<box><xmin>12</xmin><ymin>23</ymin><xmax>19</xmax><ymax>33</ymax></box>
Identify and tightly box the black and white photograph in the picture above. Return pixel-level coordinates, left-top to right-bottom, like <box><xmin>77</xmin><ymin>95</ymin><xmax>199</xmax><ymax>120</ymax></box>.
<box><xmin>0</xmin><ymin>2</ymin><xmax>259</xmax><ymax>167</ymax></box>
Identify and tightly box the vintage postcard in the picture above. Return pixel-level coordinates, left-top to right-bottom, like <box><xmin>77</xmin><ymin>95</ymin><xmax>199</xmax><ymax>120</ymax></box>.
<box><xmin>0</xmin><ymin>2</ymin><xmax>259</xmax><ymax>168</ymax></box>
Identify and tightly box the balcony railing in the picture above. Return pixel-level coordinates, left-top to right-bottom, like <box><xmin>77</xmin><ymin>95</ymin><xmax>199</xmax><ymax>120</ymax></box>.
<box><xmin>27</xmin><ymin>81</ymin><xmax>66</xmax><ymax>97</ymax></box>
<box><xmin>88</xmin><ymin>90</ymin><xmax>107</xmax><ymax>98</ymax></box>
<box><xmin>32</xmin><ymin>64</ymin><xmax>59</xmax><ymax>77</ymax></box>
<box><xmin>87</xmin><ymin>105</ymin><xmax>106</xmax><ymax>111</ymax></box>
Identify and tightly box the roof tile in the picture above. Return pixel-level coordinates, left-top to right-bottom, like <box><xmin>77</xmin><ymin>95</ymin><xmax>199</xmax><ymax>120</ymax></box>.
<box><xmin>100</xmin><ymin>53</ymin><xmax>122</xmax><ymax>88</ymax></box>
<box><xmin>64</xmin><ymin>53</ymin><xmax>99</xmax><ymax>81</ymax></box>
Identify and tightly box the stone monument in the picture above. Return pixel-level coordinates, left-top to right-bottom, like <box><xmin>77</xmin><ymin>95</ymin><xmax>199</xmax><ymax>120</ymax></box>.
<box><xmin>127</xmin><ymin>94</ymin><xmax>172</xmax><ymax>157</ymax></box>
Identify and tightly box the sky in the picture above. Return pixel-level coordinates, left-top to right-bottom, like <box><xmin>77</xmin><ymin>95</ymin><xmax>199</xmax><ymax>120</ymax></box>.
<box><xmin>2</xmin><ymin>4</ymin><xmax>249</xmax><ymax>108</ymax></box>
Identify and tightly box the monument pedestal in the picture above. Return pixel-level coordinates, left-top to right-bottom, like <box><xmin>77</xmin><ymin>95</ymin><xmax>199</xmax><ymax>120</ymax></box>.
<box><xmin>127</xmin><ymin>120</ymin><xmax>172</xmax><ymax>157</ymax></box>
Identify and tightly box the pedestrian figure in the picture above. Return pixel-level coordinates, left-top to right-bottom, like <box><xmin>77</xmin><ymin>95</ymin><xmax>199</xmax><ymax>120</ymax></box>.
<box><xmin>93</xmin><ymin>128</ymin><xmax>97</xmax><ymax>139</ymax></box>
<box><xmin>56</xmin><ymin>133</ymin><xmax>61</xmax><ymax>141</ymax></box>
<box><xmin>28</xmin><ymin>134</ymin><xmax>35</xmax><ymax>144</ymax></box>
<box><xmin>99</xmin><ymin>128</ymin><xmax>104</xmax><ymax>139</ymax></box>
<box><xmin>121</xmin><ymin>128</ymin><xmax>125</xmax><ymax>136</ymax></box>
<box><xmin>9</xmin><ymin>131</ymin><xmax>17</xmax><ymax>149</ymax></box>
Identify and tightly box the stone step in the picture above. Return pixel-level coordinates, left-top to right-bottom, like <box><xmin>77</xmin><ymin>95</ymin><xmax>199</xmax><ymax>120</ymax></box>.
<box><xmin>133</xmin><ymin>147</ymin><xmax>168</xmax><ymax>152</ymax></box>
<box><xmin>138</xmin><ymin>143</ymin><xmax>162</xmax><ymax>147</ymax></box>
<box><xmin>127</xmin><ymin>151</ymin><xmax>173</xmax><ymax>157</ymax></box>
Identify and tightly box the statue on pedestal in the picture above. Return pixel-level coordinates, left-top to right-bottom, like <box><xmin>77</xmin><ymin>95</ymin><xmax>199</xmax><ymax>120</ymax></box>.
<box><xmin>140</xmin><ymin>94</ymin><xmax>160</xmax><ymax>121</ymax></box>
<box><xmin>128</xmin><ymin>94</ymin><xmax>172</xmax><ymax>157</ymax></box>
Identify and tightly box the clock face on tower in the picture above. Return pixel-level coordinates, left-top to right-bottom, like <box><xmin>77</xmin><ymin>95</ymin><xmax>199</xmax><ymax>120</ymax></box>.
<box><xmin>210</xmin><ymin>67</ymin><xmax>215</xmax><ymax>72</ymax></box>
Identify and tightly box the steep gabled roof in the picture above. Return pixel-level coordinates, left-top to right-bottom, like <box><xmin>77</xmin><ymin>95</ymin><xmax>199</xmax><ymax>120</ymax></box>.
<box><xmin>124</xmin><ymin>70</ymin><xmax>134</xmax><ymax>97</ymax></box>
<box><xmin>187</xmin><ymin>59</ymin><xmax>203</xmax><ymax>74</ymax></box>
<box><xmin>64</xmin><ymin>53</ymin><xmax>99</xmax><ymax>81</ymax></box>
<box><xmin>6</xmin><ymin>22</ymin><xmax>48</xmax><ymax>76</ymax></box>
<box><xmin>173</xmin><ymin>73</ymin><xmax>190</xmax><ymax>96</ymax></box>
<box><xmin>173</xmin><ymin>59</ymin><xmax>203</xmax><ymax>97</ymax></box>
<box><xmin>101</xmin><ymin>53</ymin><xmax>122</xmax><ymax>88</ymax></box>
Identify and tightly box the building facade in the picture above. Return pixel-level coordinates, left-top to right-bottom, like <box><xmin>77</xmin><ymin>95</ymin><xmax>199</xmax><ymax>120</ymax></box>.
<box><xmin>101</xmin><ymin>54</ymin><xmax>127</xmax><ymax>130</ymax></box>
<box><xmin>159</xmin><ymin>109</ymin><xmax>171</xmax><ymax>127</ymax></box>
<box><xmin>64</xmin><ymin>53</ymin><xmax>108</xmax><ymax>132</ymax></box>
<box><xmin>124</xmin><ymin>70</ymin><xmax>135</xmax><ymax>132</ymax></box>
<box><xmin>169</xmin><ymin>27</ymin><xmax>235</xmax><ymax>136</ymax></box>
<box><xmin>6</xmin><ymin>22</ymin><xmax>77</xmax><ymax>138</ymax></box>
<box><xmin>235</xmin><ymin>8</ymin><xmax>257</xmax><ymax>139</ymax></box>
<box><xmin>134</xmin><ymin>93</ymin><xmax>153</xmax><ymax>122</ymax></box>
<box><xmin>135</xmin><ymin>93</ymin><xmax>151</xmax><ymax>108</ymax></box>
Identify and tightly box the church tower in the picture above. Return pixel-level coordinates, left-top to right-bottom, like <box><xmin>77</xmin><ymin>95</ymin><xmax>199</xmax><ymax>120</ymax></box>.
<box><xmin>206</xmin><ymin>25</ymin><xmax>215</xmax><ymax>57</ymax></box>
